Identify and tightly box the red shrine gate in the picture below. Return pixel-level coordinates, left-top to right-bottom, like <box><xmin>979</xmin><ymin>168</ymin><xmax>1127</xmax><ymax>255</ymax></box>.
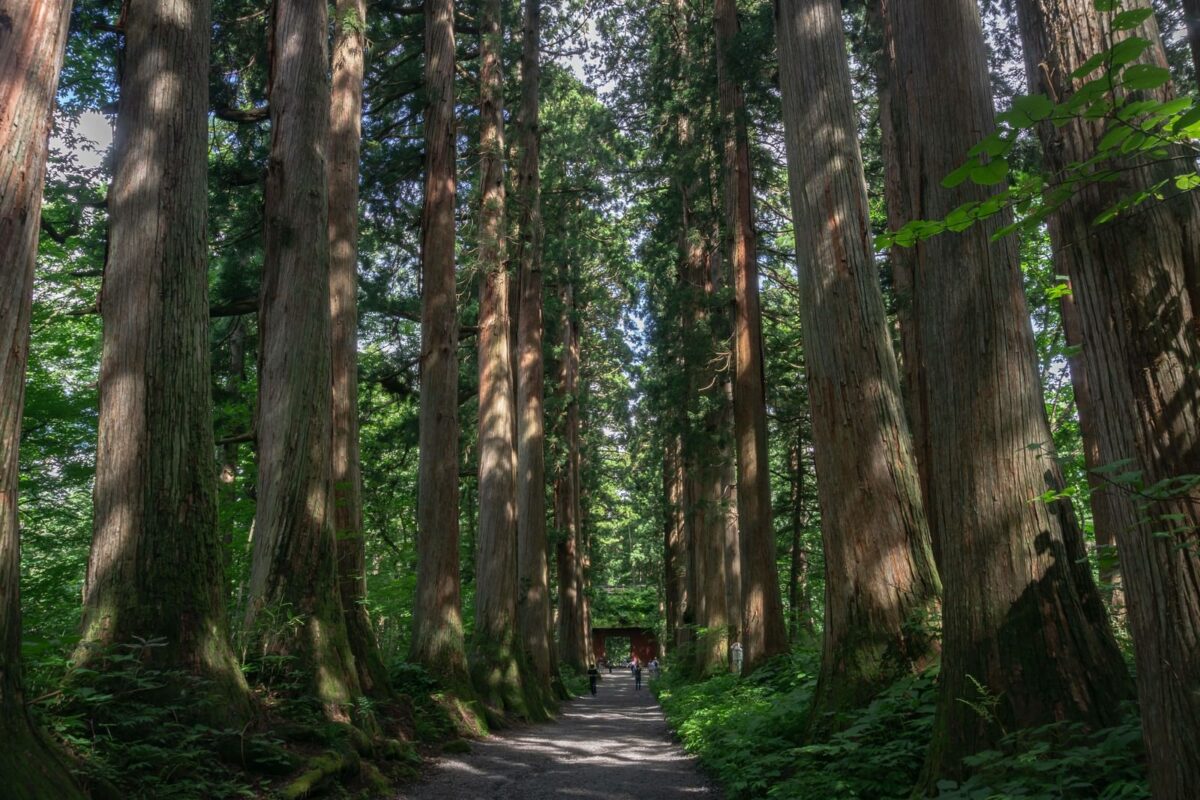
<box><xmin>592</xmin><ymin>627</ymin><xmax>659</xmax><ymax>665</ymax></box>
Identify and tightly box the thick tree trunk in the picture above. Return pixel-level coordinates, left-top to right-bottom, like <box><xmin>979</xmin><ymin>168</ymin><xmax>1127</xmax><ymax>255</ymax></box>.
<box><xmin>514</xmin><ymin>0</ymin><xmax>557</xmax><ymax>711</ymax></box>
<box><xmin>880</xmin><ymin>0</ymin><xmax>1132</xmax><ymax>784</ymax></box>
<box><xmin>83</xmin><ymin>0</ymin><xmax>251</xmax><ymax>718</ymax></box>
<box><xmin>410</xmin><ymin>0</ymin><xmax>471</xmax><ymax>692</ymax></box>
<box><xmin>714</xmin><ymin>0</ymin><xmax>787</xmax><ymax>674</ymax></box>
<box><xmin>329</xmin><ymin>0</ymin><xmax>390</xmax><ymax>699</ymax></box>
<box><xmin>1</xmin><ymin>1</ymin><xmax>87</xmax><ymax>795</ymax></box>
<box><xmin>1011</xmin><ymin>3</ymin><xmax>1200</xmax><ymax>794</ymax></box>
<box><xmin>775</xmin><ymin>0</ymin><xmax>941</xmax><ymax>725</ymax></box>
<box><xmin>470</xmin><ymin>0</ymin><xmax>529</xmax><ymax>718</ymax></box>
<box><xmin>248</xmin><ymin>0</ymin><xmax>360</xmax><ymax>715</ymax></box>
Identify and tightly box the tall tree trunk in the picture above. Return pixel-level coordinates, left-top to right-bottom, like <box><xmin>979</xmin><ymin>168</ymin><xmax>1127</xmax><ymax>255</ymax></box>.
<box><xmin>786</xmin><ymin>436</ymin><xmax>812</xmax><ymax>640</ymax></box>
<box><xmin>722</xmin><ymin>378</ymin><xmax>742</xmax><ymax>647</ymax></box>
<box><xmin>879</xmin><ymin>0</ymin><xmax>1132</xmax><ymax>784</ymax></box>
<box><xmin>663</xmin><ymin>436</ymin><xmax>689</xmax><ymax>654</ymax></box>
<box><xmin>471</xmin><ymin>0</ymin><xmax>528</xmax><ymax>718</ymax></box>
<box><xmin>329</xmin><ymin>0</ymin><xmax>390</xmax><ymax>699</ymax></box>
<box><xmin>1</xmin><ymin>1</ymin><xmax>87</xmax><ymax>795</ymax></box>
<box><xmin>1011</xmin><ymin>2</ymin><xmax>1200</xmax><ymax>793</ymax></box>
<box><xmin>219</xmin><ymin>320</ymin><xmax>247</xmax><ymax>559</ymax></box>
<box><xmin>514</xmin><ymin>0</ymin><xmax>558</xmax><ymax>710</ymax></box>
<box><xmin>1059</xmin><ymin>293</ymin><xmax>1123</xmax><ymax>614</ymax></box>
<box><xmin>775</xmin><ymin>0</ymin><xmax>941</xmax><ymax>725</ymax></box>
<box><xmin>248</xmin><ymin>0</ymin><xmax>360</xmax><ymax>715</ymax></box>
<box><xmin>714</xmin><ymin>0</ymin><xmax>787</xmax><ymax>674</ymax></box>
<box><xmin>410</xmin><ymin>0</ymin><xmax>471</xmax><ymax>692</ymax></box>
<box><xmin>1186</xmin><ymin>0</ymin><xmax>1200</xmax><ymax>87</ymax></box>
<box><xmin>554</xmin><ymin>280</ymin><xmax>589</xmax><ymax>671</ymax></box>
<box><xmin>83</xmin><ymin>0</ymin><xmax>251</xmax><ymax>718</ymax></box>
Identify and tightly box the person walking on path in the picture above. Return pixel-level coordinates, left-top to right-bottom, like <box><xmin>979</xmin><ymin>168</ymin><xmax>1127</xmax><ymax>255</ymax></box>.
<box><xmin>633</xmin><ymin>660</ymin><xmax>643</xmax><ymax>691</ymax></box>
<box><xmin>588</xmin><ymin>663</ymin><xmax>600</xmax><ymax>696</ymax></box>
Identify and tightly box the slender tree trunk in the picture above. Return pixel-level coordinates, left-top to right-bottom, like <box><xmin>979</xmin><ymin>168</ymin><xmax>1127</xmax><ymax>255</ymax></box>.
<box><xmin>663</xmin><ymin>436</ymin><xmax>689</xmax><ymax>654</ymax></box>
<box><xmin>248</xmin><ymin>0</ymin><xmax>360</xmax><ymax>715</ymax></box>
<box><xmin>775</xmin><ymin>0</ymin><xmax>941</xmax><ymax>725</ymax></box>
<box><xmin>220</xmin><ymin>321</ymin><xmax>247</xmax><ymax>557</ymax></box>
<box><xmin>722</xmin><ymin>378</ymin><xmax>742</xmax><ymax>647</ymax></box>
<box><xmin>554</xmin><ymin>280</ymin><xmax>589</xmax><ymax>671</ymax></box>
<box><xmin>880</xmin><ymin>0</ymin><xmax>1132</xmax><ymax>784</ymax></box>
<box><xmin>514</xmin><ymin>0</ymin><xmax>558</xmax><ymax>710</ymax></box>
<box><xmin>714</xmin><ymin>0</ymin><xmax>787</xmax><ymax>674</ymax></box>
<box><xmin>329</xmin><ymin>0</ymin><xmax>390</xmax><ymax>699</ymax></box>
<box><xmin>1186</xmin><ymin>0</ymin><xmax>1200</xmax><ymax>87</ymax></box>
<box><xmin>1011</xmin><ymin>3</ymin><xmax>1200</xmax><ymax>793</ymax></box>
<box><xmin>470</xmin><ymin>0</ymin><xmax>528</xmax><ymax>718</ymax></box>
<box><xmin>1059</xmin><ymin>293</ymin><xmax>1123</xmax><ymax>614</ymax></box>
<box><xmin>786</xmin><ymin>436</ymin><xmax>812</xmax><ymax>640</ymax></box>
<box><xmin>1</xmin><ymin>1</ymin><xmax>87</xmax><ymax>794</ymax></box>
<box><xmin>410</xmin><ymin>0</ymin><xmax>471</xmax><ymax>692</ymax></box>
<box><xmin>82</xmin><ymin>0</ymin><xmax>252</xmax><ymax>719</ymax></box>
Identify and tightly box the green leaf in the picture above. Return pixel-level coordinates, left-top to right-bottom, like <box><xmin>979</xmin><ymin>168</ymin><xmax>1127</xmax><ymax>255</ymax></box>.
<box><xmin>941</xmin><ymin>161</ymin><xmax>975</xmax><ymax>189</ymax></box>
<box><xmin>1122</xmin><ymin>64</ymin><xmax>1171</xmax><ymax>90</ymax></box>
<box><xmin>1011</xmin><ymin>94</ymin><xmax>1054</xmax><ymax>122</ymax></box>
<box><xmin>1098</xmin><ymin>125</ymin><xmax>1134</xmax><ymax>151</ymax></box>
<box><xmin>1108</xmin><ymin>37</ymin><xmax>1152</xmax><ymax>67</ymax></box>
<box><xmin>1110</xmin><ymin>8</ymin><xmax>1153</xmax><ymax>30</ymax></box>
<box><xmin>1175</xmin><ymin>173</ymin><xmax>1200</xmax><ymax>192</ymax></box>
<box><xmin>969</xmin><ymin>158</ymin><xmax>1009</xmax><ymax>186</ymax></box>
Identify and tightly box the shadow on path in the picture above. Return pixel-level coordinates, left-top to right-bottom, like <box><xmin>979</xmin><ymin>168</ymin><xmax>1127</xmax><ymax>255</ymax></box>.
<box><xmin>399</xmin><ymin>674</ymin><xmax>721</xmax><ymax>799</ymax></box>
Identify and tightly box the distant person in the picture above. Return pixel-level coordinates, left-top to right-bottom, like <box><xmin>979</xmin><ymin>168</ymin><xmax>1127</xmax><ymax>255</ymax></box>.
<box><xmin>649</xmin><ymin>658</ymin><xmax>660</xmax><ymax>680</ymax></box>
<box><xmin>607</xmin><ymin>659</ymin><xmax>613</xmax><ymax>674</ymax></box>
<box><xmin>587</xmin><ymin>663</ymin><xmax>600</xmax><ymax>696</ymax></box>
<box><xmin>633</xmin><ymin>659</ymin><xmax>643</xmax><ymax>690</ymax></box>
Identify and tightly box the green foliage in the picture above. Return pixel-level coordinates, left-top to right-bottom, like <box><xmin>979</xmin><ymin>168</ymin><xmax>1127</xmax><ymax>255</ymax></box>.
<box><xmin>877</xmin><ymin>0</ymin><xmax>1200</xmax><ymax>250</ymax></box>
<box><xmin>657</xmin><ymin>645</ymin><xmax>1149</xmax><ymax>800</ymax></box>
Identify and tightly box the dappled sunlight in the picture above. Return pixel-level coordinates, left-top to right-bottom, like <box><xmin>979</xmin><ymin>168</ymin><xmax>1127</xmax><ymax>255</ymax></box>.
<box><xmin>402</xmin><ymin>677</ymin><xmax>718</xmax><ymax>799</ymax></box>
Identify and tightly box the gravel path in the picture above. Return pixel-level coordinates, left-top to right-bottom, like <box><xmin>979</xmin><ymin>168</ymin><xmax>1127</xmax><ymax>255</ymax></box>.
<box><xmin>398</xmin><ymin>672</ymin><xmax>721</xmax><ymax>799</ymax></box>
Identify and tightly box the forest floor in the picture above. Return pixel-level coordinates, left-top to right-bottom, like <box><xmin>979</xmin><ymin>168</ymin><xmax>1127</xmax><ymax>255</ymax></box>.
<box><xmin>397</xmin><ymin>673</ymin><xmax>720</xmax><ymax>799</ymax></box>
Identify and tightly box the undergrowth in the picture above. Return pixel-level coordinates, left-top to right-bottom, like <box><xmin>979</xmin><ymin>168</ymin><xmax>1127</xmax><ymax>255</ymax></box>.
<box><xmin>22</xmin><ymin>638</ymin><xmax>457</xmax><ymax>799</ymax></box>
<box><xmin>655</xmin><ymin>646</ymin><xmax>1149</xmax><ymax>800</ymax></box>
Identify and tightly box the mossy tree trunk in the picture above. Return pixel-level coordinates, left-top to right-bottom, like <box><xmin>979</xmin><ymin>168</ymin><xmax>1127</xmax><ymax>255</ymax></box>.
<box><xmin>513</xmin><ymin>0</ymin><xmax>559</xmax><ymax>713</ymax></box>
<box><xmin>329</xmin><ymin>0</ymin><xmax>392</xmax><ymax>698</ymax></box>
<box><xmin>775</xmin><ymin>0</ymin><xmax>941</xmax><ymax>726</ymax></box>
<box><xmin>879</xmin><ymin>0</ymin><xmax>1133</xmax><ymax>785</ymax></box>
<box><xmin>80</xmin><ymin>0</ymin><xmax>252</xmax><ymax>719</ymax></box>
<box><xmin>248</xmin><ymin>0</ymin><xmax>361</xmax><ymax>716</ymax></box>
<box><xmin>409</xmin><ymin>0</ymin><xmax>472</xmax><ymax>694</ymax></box>
<box><xmin>1012</xmin><ymin>2</ymin><xmax>1200</xmax><ymax>793</ymax></box>
<box><xmin>471</xmin><ymin>0</ymin><xmax>531</xmax><ymax>719</ymax></box>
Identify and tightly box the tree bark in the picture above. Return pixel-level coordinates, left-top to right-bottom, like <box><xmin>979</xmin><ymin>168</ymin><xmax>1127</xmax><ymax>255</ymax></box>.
<box><xmin>410</xmin><ymin>0</ymin><xmax>471</xmax><ymax>693</ymax></box>
<box><xmin>470</xmin><ymin>0</ymin><xmax>529</xmax><ymax>718</ymax></box>
<box><xmin>786</xmin><ymin>436</ymin><xmax>813</xmax><ymax>640</ymax></box>
<box><xmin>1186</xmin><ymin>0</ymin><xmax>1200</xmax><ymax>86</ymax></box>
<box><xmin>81</xmin><ymin>0</ymin><xmax>252</xmax><ymax>719</ymax></box>
<box><xmin>1011</xmin><ymin>2</ymin><xmax>1200</xmax><ymax>794</ymax></box>
<box><xmin>1</xmin><ymin>0</ymin><xmax>87</xmax><ymax>794</ymax></box>
<box><xmin>663</xmin><ymin>436</ymin><xmax>689</xmax><ymax>654</ymax></box>
<box><xmin>714</xmin><ymin>0</ymin><xmax>787</xmax><ymax>674</ymax></box>
<box><xmin>879</xmin><ymin>0</ymin><xmax>1132</xmax><ymax>784</ymax></box>
<box><xmin>554</xmin><ymin>280</ymin><xmax>589</xmax><ymax>671</ymax></box>
<box><xmin>1059</xmin><ymin>293</ymin><xmax>1123</xmax><ymax>614</ymax></box>
<box><xmin>514</xmin><ymin>0</ymin><xmax>558</xmax><ymax>711</ymax></box>
<box><xmin>248</xmin><ymin>0</ymin><xmax>361</xmax><ymax>715</ymax></box>
<box><xmin>722</xmin><ymin>378</ymin><xmax>743</xmax><ymax>647</ymax></box>
<box><xmin>329</xmin><ymin>0</ymin><xmax>391</xmax><ymax>698</ymax></box>
<box><xmin>775</xmin><ymin>0</ymin><xmax>941</xmax><ymax>725</ymax></box>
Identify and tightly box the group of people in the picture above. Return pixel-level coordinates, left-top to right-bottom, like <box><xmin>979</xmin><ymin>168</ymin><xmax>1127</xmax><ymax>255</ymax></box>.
<box><xmin>586</xmin><ymin>656</ymin><xmax>660</xmax><ymax>695</ymax></box>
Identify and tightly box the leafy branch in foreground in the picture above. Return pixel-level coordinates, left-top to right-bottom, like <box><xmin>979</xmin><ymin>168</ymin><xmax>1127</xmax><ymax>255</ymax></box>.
<box><xmin>877</xmin><ymin>0</ymin><xmax>1200</xmax><ymax>250</ymax></box>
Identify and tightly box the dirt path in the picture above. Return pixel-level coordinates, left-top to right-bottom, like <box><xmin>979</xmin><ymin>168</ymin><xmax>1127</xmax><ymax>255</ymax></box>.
<box><xmin>398</xmin><ymin>672</ymin><xmax>721</xmax><ymax>799</ymax></box>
